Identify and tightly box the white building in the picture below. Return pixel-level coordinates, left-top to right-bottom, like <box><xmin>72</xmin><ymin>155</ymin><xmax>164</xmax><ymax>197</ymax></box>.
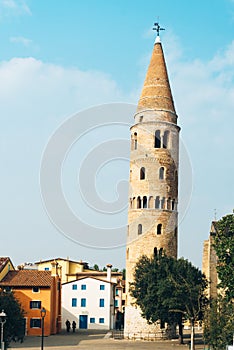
<box><xmin>62</xmin><ymin>276</ymin><xmax>116</xmax><ymax>330</ymax></box>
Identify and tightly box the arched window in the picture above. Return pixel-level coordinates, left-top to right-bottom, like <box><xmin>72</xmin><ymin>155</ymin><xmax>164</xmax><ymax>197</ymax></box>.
<box><xmin>163</xmin><ymin>130</ymin><xmax>169</xmax><ymax>148</ymax></box>
<box><xmin>130</xmin><ymin>198</ymin><xmax>132</xmax><ymax>209</ymax></box>
<box><xmin>140</xmin><ymin>167</ymin><xmax>145</xmax><ymax>180</ymax></box>
<box><xmin>138</xmin><ymin>224</ymin><xmax>142</xmax><ymax>235</ymax></box>
<box><xmin>159</xmin><ymin>248</ymin><xmax>163</xmax><ymax>256</ymax></box>
<box><xmin>137</xmin><ymin>196</ymin><xmax>141</xmax><ymax>209</ymax></box>
<box><xmin>132</xmin><ymin>197</ymin><xmax>136</xmax><ymax>209</ymax></box>
<box><xmin>154</xmin><ymin>247</ymin><xmax>157</xmax><ymax>256</ymax></box>
<box><xmin>155</xmin><ymin>196</ymin><xmax>160</xmax><ymax>209</ymax></box>
<box><xmin>134</xmin><ymin>140</ymin><xmax>137</xmax><ymax>150</ymax></box>
<box><xmin>134</xmin><ymin>132</ymin><xmax>137</xmax><ymax>150</ymax></box>
<box><xmin>174</xmin><ymin>227</ymin><xmax>178</xmax><ymax>237</ymax></box>
<box><xmin>143</xmin><ymin>196</ymin><xmax>147</xmax><ymax>208</ymax></box>
<box><xmin>174</xmin><ymin>170</ymin><xmax>178</xmax><ymax>187</ymax></box>
<box><xmin>159</xmin><ymin>167</ymin><xmax>164</xmax><ymax>180</ymax></box>
<box><xmin>157</xmin><ymin>224</ymin><xmax>162</xmax><ymax>235</ymax></box>
<box><xmin>154</xmin><ymin>130</ymin><xmax>161</xmax><ymax>148</ymax></box>
<box><xmin>172</xmin><ymin>199</ymin><xmax>175</xmax><ymax>211</ymax></box>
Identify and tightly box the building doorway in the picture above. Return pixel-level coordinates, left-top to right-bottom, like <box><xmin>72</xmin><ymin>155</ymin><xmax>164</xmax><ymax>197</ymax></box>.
<box><xmin>79</xmin><ymin>315</ymin><xmax>88</xmax><ymax>329</ymax></box>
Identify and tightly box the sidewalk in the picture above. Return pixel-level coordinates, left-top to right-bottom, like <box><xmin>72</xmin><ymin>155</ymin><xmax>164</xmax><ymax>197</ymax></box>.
<box><xmin>9</xmin><ymin>330</ymin><xmax>205</xmax><ymax>350</ymax></box>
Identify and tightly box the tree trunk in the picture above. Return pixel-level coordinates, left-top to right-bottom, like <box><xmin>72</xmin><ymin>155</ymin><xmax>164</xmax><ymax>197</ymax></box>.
<box><xmin>178</xmin><ymin>321</ymin><xmax>184</xmax><ymax>344</ymax></box>
<box><xmin>190</xmin><ymin>319</ymin><xmax>195</xmax><ymax>350</ymax></box>
<box><xmin>166</xmin><ymin>323</ymin><xmax>176</xmax><ymax>339</ymax></box>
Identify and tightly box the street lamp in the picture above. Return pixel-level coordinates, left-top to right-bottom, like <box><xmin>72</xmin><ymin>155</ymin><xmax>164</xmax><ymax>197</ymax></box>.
<box><xmin>40</xmin><ymin>307</ymin><xmax>46</xmax><ymax>350</ymax></box>
<box><xmin>0</xmin><ymin>310</ymin><xmax>6</xmax><ymax>350</ymax></box>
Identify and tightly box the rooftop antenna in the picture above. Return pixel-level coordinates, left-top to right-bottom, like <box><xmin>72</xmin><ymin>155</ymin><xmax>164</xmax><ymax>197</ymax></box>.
<box><xmin>214</xmin><ymin>209</ymin><xmax>217</xmax><ymax>221</ymax></box>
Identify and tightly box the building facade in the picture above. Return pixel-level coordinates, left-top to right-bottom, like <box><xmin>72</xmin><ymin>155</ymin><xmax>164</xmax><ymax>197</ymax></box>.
<box><xmin>0</xmin><ymin>257</ymin><xmax>15</xmax><ymax>280</ymax></box>
<box><xmin>36</xmin><ymin>258</ymin><xmax>122</xmax><ymax>284</ymax></box>
<box><xmin>62</xmin><ymin>276</ymin><xmax>115</xmax><ymax>330</ymax></box>
<box><xmin>0</xmin><ymin>268</ymin><xmax>61</xmax><ymax>336</ymax></box>
<box><xmin>35</xmin><ymin>258</ymin><xmax>89</xmax><ymax>284</ymax></box>
<box><xmin>202</xmin><ymin>221</ymin><xmax>219</xmax><ymax>299</ymax></box>
<box><xmin>125</xmin><ymin>30</ymin><xmax>180</xmax><ymax>335</ymax></box>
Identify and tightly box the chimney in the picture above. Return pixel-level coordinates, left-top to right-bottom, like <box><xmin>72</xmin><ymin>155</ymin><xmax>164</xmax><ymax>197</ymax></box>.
<box><xmin>51</xmin><ymin>260</ymin><xmax>58</xmax><ymax>277</ymax></box>
<box><xmin>106</xmin><ymin>264</ymin><xmax>112</xmax><ymax>282</ymax></box>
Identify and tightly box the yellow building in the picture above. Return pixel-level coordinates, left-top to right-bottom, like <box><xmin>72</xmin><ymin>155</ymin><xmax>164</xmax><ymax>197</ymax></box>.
<box><xmin>0</xmin><ymin>257</ymin><xmax>15</xmax><ymax>281</ymax></box>
<box><xmin>35</xmin><ymin>258</ymin><xmax>89</xmax><ymax>284</ymax></box>
<box><xmin>35</xmin><ymin>258</ymin><xmax>123</xmax><ymax>284</ymax></box>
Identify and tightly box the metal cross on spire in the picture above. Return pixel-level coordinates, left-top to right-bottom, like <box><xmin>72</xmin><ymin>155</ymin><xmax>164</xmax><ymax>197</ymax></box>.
<box><xmin>153</xmin><ymin>22</ymin><xmax>165</xmax><ymax>36</ymax></box>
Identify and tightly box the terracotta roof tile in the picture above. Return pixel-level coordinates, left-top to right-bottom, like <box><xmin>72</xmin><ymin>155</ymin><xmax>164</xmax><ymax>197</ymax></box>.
<box><xmin>0</xmin><ymin>270</ymin><xmax>54</xmax><ymax>287</ymax></box>
<box><xmin>137</xmin><ymin>41</ymin><xmax>177</xmax><ymax>123</ymax></box>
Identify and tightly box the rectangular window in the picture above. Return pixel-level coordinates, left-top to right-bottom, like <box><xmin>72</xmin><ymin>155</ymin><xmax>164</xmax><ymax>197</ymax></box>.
<box><xmin>99</xmin><ymin>318</ymin><xmax>104</xmax><ymax>324</ymax></box>
<box><xmin>99</xmin><ymin>299</ymin><xmax>104</xmax><ymax>307</ymax></box>
<box><xmin>30</xmin><ymin>301</ymin><xmax>41</xmax><ymax>309</ymax></box>
<box><xmin>72</xmin><ymin>284</ymin><xmax>77</xmax><ymax>290</ymax></box>
<box><xmin>114</xmin><ymin>300</ymin><xmax>118</xmax><ymax>307</ymax></box>
<box><xmin>30</xmin><ymin>318</ymin><xmax>41</xmax><ymax>328</ymax></box>
<box><xmin>81</xmin><ymin>284</ymin><xmax>86</xmax><ymax>290</ymax></box>
<box><xmin>90</xmin><ymin>317</ymin><xmax>95</xmax><ymax>323</ymax></box>
<box><xmin>100</xmin><ymin>285</ymin><xmax>105</xmax><ymax>290</ymax></box>
<box><xmin>44</xmin><ymin>267</ymin><xmax>49</xmax><ymax>271</ymax></box>
<box><xmin>32</xmin><ymin>286</ymin><xmax>40</xmax><ymax>293</ymax></box>
<box><xmin>115</xmin><ymin>289</ymin><xmax>119</xmax><ymax>296</ymax></box>
<box><xmin>81</xmin><ymin>298</ymin><xmax>86</xmax><ymax>307</ymax></box>
<box><xmin>72</xmin><ymin>298</ymin><xmax>77</xmax><ymax>307</ymax></box>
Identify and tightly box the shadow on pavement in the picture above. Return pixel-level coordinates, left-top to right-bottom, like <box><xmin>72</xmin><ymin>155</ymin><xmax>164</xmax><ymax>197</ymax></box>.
<box><xmin>10</xmin><ymin>330</ymin><xmax>107</xmax><ymax>348</ymax></box>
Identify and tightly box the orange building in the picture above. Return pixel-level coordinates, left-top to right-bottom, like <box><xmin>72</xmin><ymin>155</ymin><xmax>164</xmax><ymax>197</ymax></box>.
<box><xmin>0</xmin><ymin>266</ymin><xmax>61</xmax><ymax>336</ymax></box>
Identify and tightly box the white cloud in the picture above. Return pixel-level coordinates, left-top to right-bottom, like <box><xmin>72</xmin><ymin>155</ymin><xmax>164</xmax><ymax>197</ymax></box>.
<box><xmin>10</xmin><ymin>36</ymin><xmax>32</xmax><ymax>47</ymax></box>
<box><xmin>0</xmin><ymin>57</ymin><xmax>130</xmax><ymax>126</ymax></box>
<box><xmin>0</xmin><ymin>0</ymin><xmax>31</xmax><ymax>16</ymax></box>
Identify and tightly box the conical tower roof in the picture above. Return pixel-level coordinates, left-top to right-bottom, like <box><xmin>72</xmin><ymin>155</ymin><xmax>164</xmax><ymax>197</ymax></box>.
<box><xmin>137</xmin><ymin>36</ymin><xmax>176</xmax><ymax>115</ymax></box>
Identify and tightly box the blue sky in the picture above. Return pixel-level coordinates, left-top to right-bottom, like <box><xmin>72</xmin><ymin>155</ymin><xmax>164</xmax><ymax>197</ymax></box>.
<box><xmin>0</xmin><ymin>0</ymin><xmax>234</xmax><ymax>270</ymax></box>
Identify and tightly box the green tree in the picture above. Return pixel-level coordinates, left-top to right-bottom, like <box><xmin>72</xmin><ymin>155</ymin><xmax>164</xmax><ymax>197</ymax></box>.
<box><xmin>129</xmin><ymin>253</ymin><xmax>207</xmax><ymax>349</ymax></box>
<box><xmin>93</xmin><ymin>264</ymin><xmax>99</xmax><ymax>271</ymax></box>
<box><xmin>213</xmin><ymin>213</ymin><xmax>234</xmax><ymax>300</ymax></box>
<box><xmin>111</xmin><ymin>268</ymin><xmax>119</xmax><ymax>272</ymax></box>
<box><xmin>121</xmin><ymin>268</ymin><xmax>126</xmax><ymax>280</ymax></box>
<box><xmin>0</xmin><ymin>291</ymin><xmax>25</xmax><ymax>348</ymax></box>
<box><xmin>203</xmin><ymin>297</ymin><xmax>234</xmax><ymax>350</ymax></box>
<box><xmin>203</xmin><ymin>213</ymin><xmax>234</xmax><ymax>349</ymax></box>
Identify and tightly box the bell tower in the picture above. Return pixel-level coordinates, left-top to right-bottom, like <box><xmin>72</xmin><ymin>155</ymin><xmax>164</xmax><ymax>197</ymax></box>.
<box><xmin>125</xmin><ymin>23</ymin><xmax>180</xmax><ymax>335</ymax></box>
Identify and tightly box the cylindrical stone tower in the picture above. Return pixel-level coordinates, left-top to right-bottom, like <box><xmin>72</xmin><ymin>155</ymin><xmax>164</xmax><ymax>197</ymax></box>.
<box><xmin>125</xmin><ymin>33</ymin><xmax>180</xmax><ymax>335</ymax></box>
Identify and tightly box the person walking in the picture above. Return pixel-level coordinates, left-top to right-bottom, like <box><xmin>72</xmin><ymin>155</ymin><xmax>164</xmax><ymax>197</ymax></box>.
<box><xmin>65</xmin><ymin>319</ymin><xmax>71</xmax><ymax>332</ymax></box>
<box><xmin>72</xmin><ymin>321</ymin><xmax>76</xmax><ymax>333</ymax></box>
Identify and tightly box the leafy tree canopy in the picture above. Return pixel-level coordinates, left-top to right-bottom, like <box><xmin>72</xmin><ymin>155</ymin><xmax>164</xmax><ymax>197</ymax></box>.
<box><xmin>93</xmin><ymin>264</ymin><xmax>99</xmax><ymax>271</ymax></box>
<box><xmin>0</xmin><ymin>291</ymin><xmax>25</xmax><ymax>346</ymax></box>
<box><xmin>130</xmin><ymin>253</ymin><xmax>208</xmax><ymax>326</ymax></box>
<box><xmin>213</xmin><ymin>213</ymin><xmax>234</xmax><ymax>300</ymax></box>
<box><xmin>203</xmin><ymin>296</ymin><xmax>234</xmax><ymax>350</ymax></box>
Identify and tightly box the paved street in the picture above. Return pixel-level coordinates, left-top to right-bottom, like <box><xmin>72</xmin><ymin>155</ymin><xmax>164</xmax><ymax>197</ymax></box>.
<box><xmin>9</xmin><ymin>330</ymin><xmax>206</xmax><ymax>350</ymax></box>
